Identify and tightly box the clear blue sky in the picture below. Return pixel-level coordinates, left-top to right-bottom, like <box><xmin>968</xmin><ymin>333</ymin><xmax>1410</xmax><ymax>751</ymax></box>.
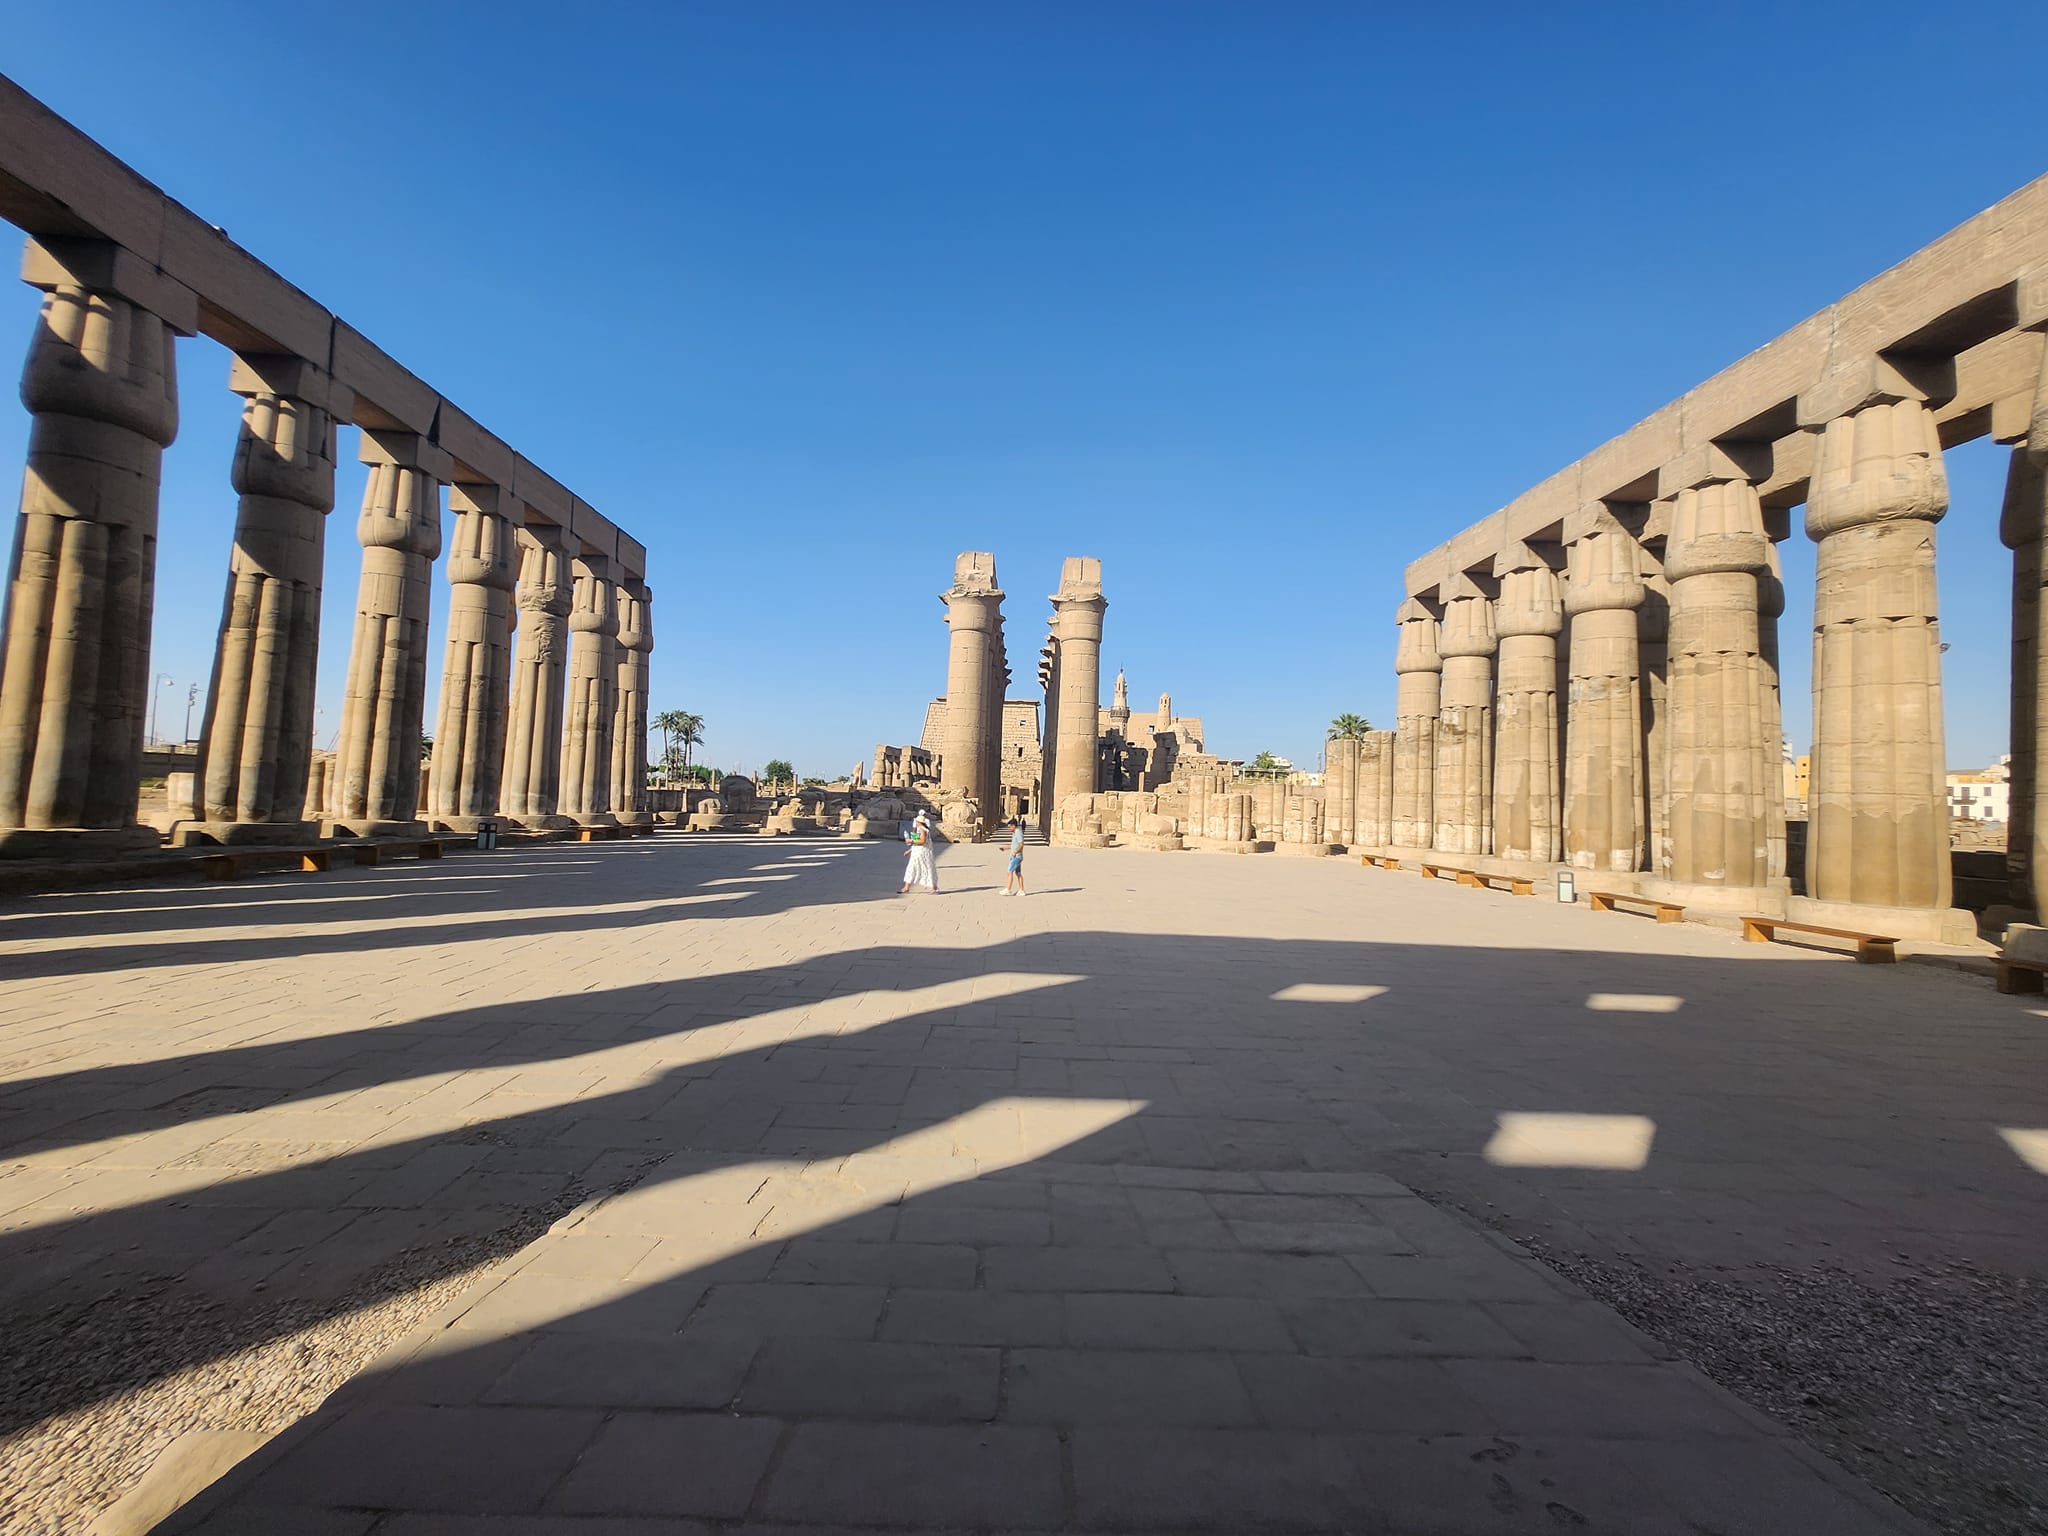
<box><xmin>1</xmin><ymin>2</ymin><xmax>2041</xmax><ymax>777</ymax></box>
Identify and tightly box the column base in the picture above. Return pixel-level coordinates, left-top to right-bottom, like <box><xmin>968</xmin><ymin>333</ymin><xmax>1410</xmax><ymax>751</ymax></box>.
<box><xmin>173</xmin><ymin>820</ymin><xmax>317</xmax><ymax>848</ymax></box>
<box><xmin>510</xmin><ymin>813</ymin><xmax>577</xmax><ymax>831</ymax></box>
<box><xmin>427</xmin><ymin>816</ymin><xmax>511</xmax><ymax>835</ymax></box>
<box><xmin>572</xmin><ymin>814</ymin><xmax>620</xmax><ymax>829</ymax></box>
<box><xmin>1786</xmin><ymin>896</ymin><xmax>1978</xmax><ymax>946</ymax></box>
<box><xmin>1634</xmin><ymin>877</ymin><xmax>1790</xmax><ymax>918</ymax></box>
<box><xmin>0</xmin><ymin>825</ymin><xmax>161</xmax><ymax>859</ymax></box>
<box><xmin>616</xmin><ymin>811</ymin><xmax>655</xmax><ymax>827</ymax></box>
<box><xmin>323</xmin><ymin>818</ymin><xmax>429</xmax><ymax>841</ymax></box>
<box><xmin>1272</xmin><ymin>841</ymin><xmax>1338</xmax><ymax>858</ymax></box>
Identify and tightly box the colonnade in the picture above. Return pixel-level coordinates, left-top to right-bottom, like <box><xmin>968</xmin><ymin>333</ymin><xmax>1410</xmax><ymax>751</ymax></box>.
<box><xmin>0</xmin><ymin>234</ymin><xmax>654</xmax><ymax>853</ymax></box>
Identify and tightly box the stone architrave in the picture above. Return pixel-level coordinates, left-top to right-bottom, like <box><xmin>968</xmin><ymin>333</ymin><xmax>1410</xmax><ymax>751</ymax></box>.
<box><xmin>428</xmin><ymin>483</ymin><xmax>519</xmax><ymax>830</ymax></box>
<box><xmin>330</xmin><ymin>430</ymin><xmax>447</xmax><ymax>835</ymax></box>
<box><xmin>1663</xmin><ymin>477</ymin><xmax>1773</xmax><ymax>892</ymax></box>
<box><xmin>1049</xmin><ymin>557</ymin><xmax>1105</xmax><ymax>824</ymax></box>
<box><xmin>610</xmin><ymin>582</ymin><xmax>653</xmax><ymax>825</ymax></box>
<box><xmin>189</xmin><ymin>354</ymin><xmax>348</xmax><ymax>844</ymax></box>
<box><xmin>2000</xmin><ymin>343</ymin><xmax>2048</xmax><ymax>911</ymax></box>
<box><xmin>1391</xmin><ymin>599</ymin><xmax>1441</xmax><ymax>848</ymax></box>
<box><xmin>559</xmin><ymin>551</ymin><xmax>619</xmax><ymax>826</ymax></box>
<box><xmin>501</xmin><ymin>523</ymin><xmax>573</xmax><ymax>827</ymax></box>
<box><xmin>1563</xmin><ymin>512</ymin><xmax>1646</xmax><ymax>874</ymax></box>
<box><xmin>1324</xmin><ymin>734</ymin><xmax>1358</xmax><ymax>846</ymax></box>
<box><xmin>0</xmin><ymin>240</ymin><xmax>192</xmax><ymax>852</ymax></box>
<box><xmin>1491</xmin><ymin>545</ymin><xmax>1563</xmax><ymax>863</ymax></box>
<box><xmin>1805</xmin><ymin>398</ymin><xmax>1952</xmax><ymax>910</ymax></box>
<box><xmin>1433</xmin><ymin>576</ymin><xmax>1496</xmax><ymax>857</ymax></box>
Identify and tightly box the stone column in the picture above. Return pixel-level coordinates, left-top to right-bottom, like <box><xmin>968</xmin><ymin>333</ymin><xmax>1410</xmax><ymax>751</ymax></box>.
<box><xmin>1391</xmin><ymin>599</ymin><xmax>1440</xmax><ymax>848</ymax></box>
<box><xmin>1037</xmin><ymin>632</ymin><xmax>1060</xmax><ymax>836</ymax></box>
<box><xmin>1759</xmin><ymin>540</ymin><xmax>1788</xmax><ymax>882</ymax></box>
<box><xmin>1639</xmin><ymin>558</ymin><xmax>1672</xmax><ymax>877</ymax></box>
<box><xmin>1324</xmin><ymin>734</ymin><xmax>1358</xmax><ymax>846</ymax></box>
<box><xmin>1492</xmin><ymin>547</ymin><xmax>1563</xmax><ymax>863</ymax></box>
<box><xmin>1563</xmin><ymin>512</ymin><xmax>1646</xmax><ymax>873</ymax></box>
<box><xmin>1433</xmin><ymin>576</ymin><xmax>1496</xmax><ymax>857</ymax></box>
<box><xmin>940</xmin><ymin>551</ymin><xmax>1004</xmax><ymax>834</ymax></box>
<box><xmin>1805</xmin><ymin>397</ymin><xmax>1951</xmax><ymax>910</ymax></box>
<box><xmin>610</xmin><ymin>582</ymin><xmax>653</xmax><ymax>825</ymax></box>
<box><xmin>0</xmin><ymin>240</ymin><xmax>193</xmax><ymax>853</ymax></box>
<box><xmin>2006</xmin><ymin>436</ymin><xmax>2043</xmax><ymax>910</ymax></box>
<box><xmin>1050</xmin><ymin>556</ymin><xmax>1105</xmax><ymax>823</ymax></box>
<box><xmin>187</xmin><ymin>355</ymin><xmax>348</xmax><ymax>844</ymax></box>
<box><xmin>427</xmin><ymin>484</ymin><xmax>518</xmax><ymax>830</ymax></box>
<box><xmin>500</xmin><ymin>523</ymin><xmax>572</xmax><ymax>826</ymax></box>
<box><xmin>1663</xmin><ymin>477</ymin><xmax>1773</xmax><ymax>893</ymax></box>
<box><xmin>1359</xmin><ymin>729</ymin><xmax>1395</xmax><ymax>846</ymax></box>
<box><xmin>2001</xmin><ymin>336</ymin><xmax>2048</xmax><ymax>911</ymax></box>
<box><xmin>559</xmin><ymin>551</ymin><xmax>618</xmax><ymax>826</ymax></box>
<box><xmin>331</xmin><ymin>431</ymin><xmax>446</xmax><ymax>835</ymax></box>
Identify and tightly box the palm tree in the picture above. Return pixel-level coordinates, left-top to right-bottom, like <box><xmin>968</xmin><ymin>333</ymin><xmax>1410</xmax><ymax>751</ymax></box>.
<box><xmin>1328</xmin><ymin>713</ymin><xmax>1371</xmax><ymax>740</ymax></box>
<box><xmin>676</xmin><ymin>712</ymin><xmax>705</xmax><ymax>774</ymax></box>
<box><xmin>653</xmin><ymin>709</ymin><xmax>686</xmax><ymax>777</ymax></box>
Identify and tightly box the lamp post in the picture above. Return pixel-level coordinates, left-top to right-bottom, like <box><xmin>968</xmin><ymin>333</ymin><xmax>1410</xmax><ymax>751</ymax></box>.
<box><xmin>147</xmin><ymin>674</ymin><xmax>173</xmax><ymax>747</ymax></box>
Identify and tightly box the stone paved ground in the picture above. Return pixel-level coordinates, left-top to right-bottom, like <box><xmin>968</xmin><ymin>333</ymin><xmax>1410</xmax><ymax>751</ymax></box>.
<box><xmin>0</xmin><ymin>834</ymin><xmax>2041</xmax><ymax>1534</ymax></box>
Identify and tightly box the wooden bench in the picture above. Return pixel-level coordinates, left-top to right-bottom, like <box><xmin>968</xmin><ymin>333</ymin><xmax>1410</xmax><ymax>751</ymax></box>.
<box><xmin>1588</xmin><ymin>890</ymin><xmax>1685</xmax><ymax>924</ymax></box>
<box><xmin>1740</xmin><ymin>916</ymin><xmax>1898</xmax><ymax>964</ymax></box>
<box><xmin>1418</xmin><ymin>861</ymin><xmax>1469</xmax><ymax>884</ymax></box>
<box><xmin>350</xmin><ymin>839</ymin><xmax>449</xmax><ymax>866</ymax></box>
<box><xmin>1466</xmin><ymin>871</ymin><xmax>1535</xmax><ymax>896</ymax></box>
<box><xmin>1358</xmin><ymin>854</ymin><xmax>1401</xmax><ymax>871</ymax></box>
<box><xmin>1996</xmin><ymin>956</ymin><xmax>2048</xmax><ymax>994</ymax></box>
<box><xmin>201</xmin><ymin>847</ymin><xmax>332</xmax><ymax>881</ymax></box>
<box><xmin>576</xmin><ymin>825</ymin><xmax>625</xmax><ymax>842</ymax></box>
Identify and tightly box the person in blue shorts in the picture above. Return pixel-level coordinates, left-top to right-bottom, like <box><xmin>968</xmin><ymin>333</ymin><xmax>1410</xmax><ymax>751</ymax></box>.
<box><xmin>1003</xmin><ymin>815</ymin><xmax>1026</xmax><ymax>896</ymax></box>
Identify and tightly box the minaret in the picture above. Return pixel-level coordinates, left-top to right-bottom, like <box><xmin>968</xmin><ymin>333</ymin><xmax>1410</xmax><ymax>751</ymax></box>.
<box><xmin>1110</xmin><ymin>668</ymin><xmax>1131</xmax><ymax>736</ymax></box>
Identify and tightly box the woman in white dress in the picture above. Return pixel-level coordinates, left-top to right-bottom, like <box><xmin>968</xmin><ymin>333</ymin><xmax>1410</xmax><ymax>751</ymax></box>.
<box><xmin>901</xmin><ymin>810</ymin><xmax>939</xmax><ymax>894</ymax></box>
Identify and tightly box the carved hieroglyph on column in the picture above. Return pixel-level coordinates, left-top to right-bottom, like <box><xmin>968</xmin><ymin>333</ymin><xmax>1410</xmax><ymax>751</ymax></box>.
<box><xmin>1391</xmin><ymin>599</ymin><xmax>1441</xmax><ymax>848</ymax></box>
<box><xmin>501</xmin><ymin>524</ymin><xmax>572</xmax><ymax>826</ymax></box>
<box><xmin>1562</xmin><ymin>512</ymin><xmax>1646</xmax><ymax>873</ymax></box>
<box><xmin>1805</xmin><ymin>398</ymin><xmax>1952</xmax><ymax>910</ymax></box>
<box><xmin>2000</xmin><ymin>343</ymin><xmax>2048</xmax><ymax>911</ymax></box>
<box><xmin>559</xmin><ymin>551</ymin><xmax>619</xmax><ymax>826</ymax></box>
<box><xmin>1433</xmin><ymin>576</ymin><xmax>1496</xmax><ymax>857</ymax></box>
<box><xmin>428</xmin><ymin>484</ymin><xmax>518</xmax><ymax>829</ymax></box>
<box><xmin>1492</xmin><ymin>546</ymin><xmax>1563</xmax><ymax>863</ymax></box>
<box><xmin>0</xmin><ymin>241</ymin><xmax>189</xmax><ymax>850</ymax></box>
<box><xmin>1324</xmin><ymin>734</ymin><xmax>1358</xmax><ymax>846</ymax></box>
<box><xmin>191</xmin><ymin>356</ymin><xmax>346</xmax><ymax>841</ymax></box>
<box><xmin>332</xmin><ymin>431</ymin><xmax>446</xmax><ymax>833</ymax></box>
<box><xmin>610</xmin><ymin>582</ymin><xmax>653</xmax><ymax>824</ymax></box>
<box><xmin>1049</xmin><ymin>557</ymin><xmax>1104</xmax><ymax>824</ymax></box>
<box><xmin>1663</xmin><ymin>478</ymin><xmax>1773</xmax><ymax>892</ymax></box>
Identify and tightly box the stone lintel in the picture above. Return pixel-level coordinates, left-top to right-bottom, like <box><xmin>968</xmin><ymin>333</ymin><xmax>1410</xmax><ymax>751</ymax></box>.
<box><xmin>1993</xmin><ymin>389</ymin><xmax>2036</xmax><ymax>445</ymax></box>
<box><xmin>435</xmin><ymin>400</ymin><xmax>516</xmax><ymax>490</ymax></box>
<box><xmin>615</xmin><ymin>532</ymin><xmax>648</xmax><ymax>580</ymax></box>
<box><xmin>359</xmin><ymin>427</ymin><xmax>454</xmax><ymax>481</ymax></box>
<box><xmin>21</xmin><ymin>235</ymin><xmax>198</xmax><ymax>334</ymax></box>
<box><xmin>569</xmin><ymin>497</ymin><xmax>618</xmax><ymax>562</ymax></box>
<box><xmin>1796</xmin><ymin>352</ymin><xmax>1958</xmax><ymax>427</ymax></box>
<box><xmin>2017</xmin><ymin>264</ymin><xmax>2048</xmax><ymax>331</ymax></box>
<box><xmin>512</xmin><ymin>455</ymin><xmax>572</xmax><ymax>524</ymax></box>
<box><xmin>449</xmin><ymin>481</ymin><xmax>524</xmax><ymax>524</ymax></box>
<box><xmin>1655</xmin><ymin>439</ymin><xmax>1773</xmax><ymax>498</ymax></box>
<box><xmin>227</xmin><ymin>352</ymin><xmax>354</xmax><ymax>418</ymax></box>
<box><xmin>332</xmin><ymin>321</ymin><xmax>437</xmax><ymax>434</ymax></box>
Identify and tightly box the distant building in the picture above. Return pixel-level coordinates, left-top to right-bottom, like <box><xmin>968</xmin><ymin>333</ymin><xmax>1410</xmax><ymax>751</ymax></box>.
<box><xmin>1947</xmin><ymin>755</ymin><xmax>2012</xmax><ymax>823</ymax></box>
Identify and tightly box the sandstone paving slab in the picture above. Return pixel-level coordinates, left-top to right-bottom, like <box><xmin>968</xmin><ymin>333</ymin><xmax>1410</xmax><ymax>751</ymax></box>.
<box><xmin>0</xmin><ymin>837</ymin><xmax>1988</xmax><ymax>1532</ymax></box>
